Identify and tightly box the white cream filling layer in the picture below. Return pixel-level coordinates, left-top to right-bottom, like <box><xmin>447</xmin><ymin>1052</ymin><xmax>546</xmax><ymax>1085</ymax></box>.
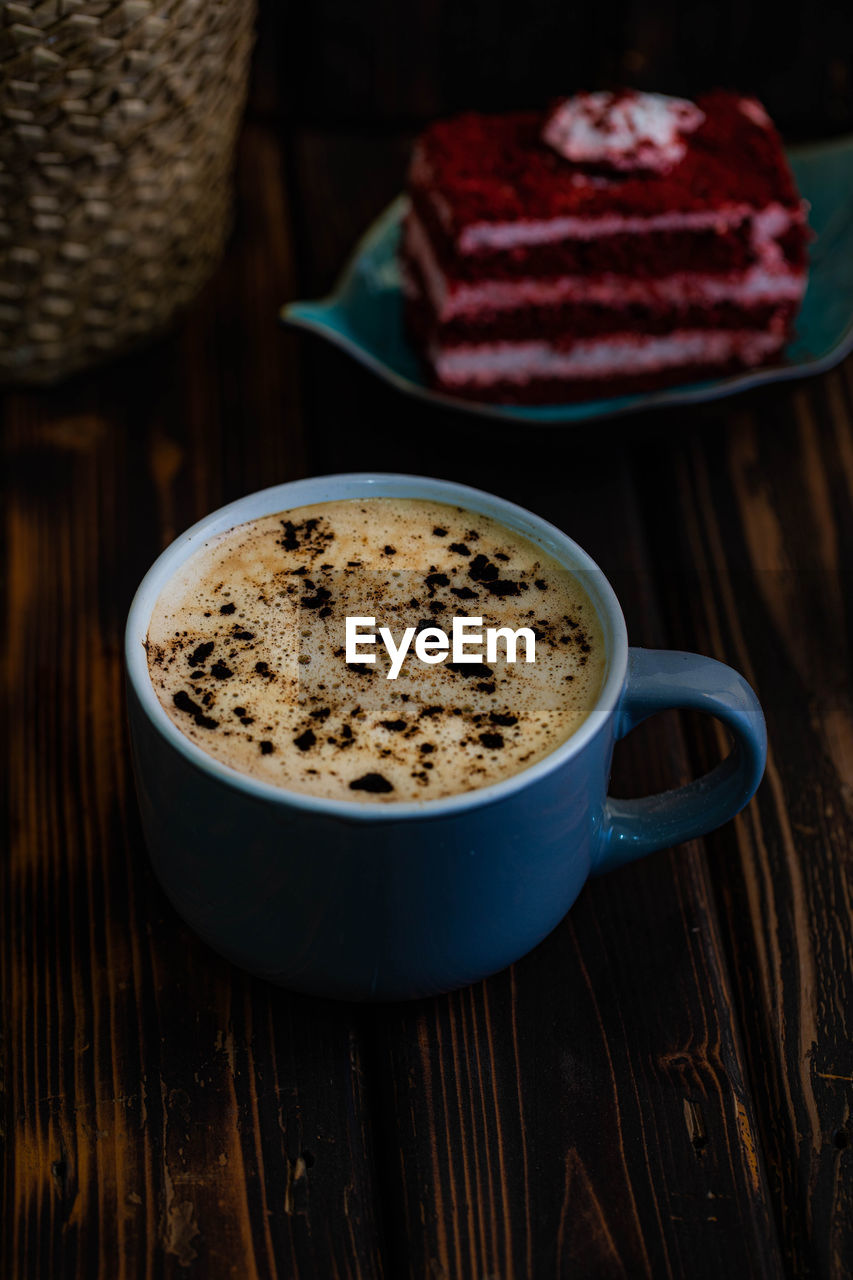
<box><xmin>432</xmin><ymin>330</ymin><xmax>785</xmax><ymax>386</ymax></box>
<box><xmin>404</xmin><ymin>211</ymin><xmax>806</xmax><ymax>323</ymax></box>
<box><xmin>456</xmin><ymin>198</ymin><xmax>803</xmax><ymax>254</ymax></box>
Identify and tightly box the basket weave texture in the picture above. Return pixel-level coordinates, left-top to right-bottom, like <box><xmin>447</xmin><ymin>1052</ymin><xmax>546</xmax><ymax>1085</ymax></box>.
<box><xmin>0</xmin><ymin>0</ymin><xmax>256</xmax><ymax>384</ymax></box>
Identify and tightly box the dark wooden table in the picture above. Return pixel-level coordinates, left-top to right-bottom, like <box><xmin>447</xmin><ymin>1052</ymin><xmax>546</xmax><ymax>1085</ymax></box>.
<box><xmin>4</xmin><ymin>22</ymin><xmax>853</xmax><ymax>1280</ymax></box>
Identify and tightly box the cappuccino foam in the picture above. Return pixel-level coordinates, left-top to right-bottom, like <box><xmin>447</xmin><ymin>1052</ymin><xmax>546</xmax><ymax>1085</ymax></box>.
<box><xmin>146</xmin><ymin>498</ymin><xmax>605</xmax><ymax>802</ymax></box>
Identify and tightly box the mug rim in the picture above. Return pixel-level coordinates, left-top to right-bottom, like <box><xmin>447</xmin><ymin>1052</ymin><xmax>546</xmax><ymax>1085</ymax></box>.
<box><xmin>125</xmin><ymin>472</ymin><xmax>629</xmax><ymax>822</ymax></box>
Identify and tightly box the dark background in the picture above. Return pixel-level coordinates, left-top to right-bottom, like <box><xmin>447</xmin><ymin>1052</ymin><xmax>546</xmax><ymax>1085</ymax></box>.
<box><xmin>273</xmin><ymin>0</ymin><xmax>853</xmax><ymax>137</ymax></box>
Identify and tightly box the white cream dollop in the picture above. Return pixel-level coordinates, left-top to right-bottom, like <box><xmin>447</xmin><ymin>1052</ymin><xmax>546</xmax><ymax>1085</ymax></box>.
<box><xmin>542</xmin><ymin>90</ymin><xmax>705</xmax><ymax>174</ymax></box>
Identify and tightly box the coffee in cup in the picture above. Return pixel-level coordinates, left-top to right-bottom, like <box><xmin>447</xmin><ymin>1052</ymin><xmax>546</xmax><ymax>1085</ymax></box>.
<box><xmin>145</xmin><ymin>497</ymin><xmax>605</xmax><ymax>803</ymax></box>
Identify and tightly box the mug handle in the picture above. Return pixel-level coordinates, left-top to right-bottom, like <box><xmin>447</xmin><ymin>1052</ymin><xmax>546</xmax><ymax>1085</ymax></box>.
<box><xmin>594</xmin><ymin>647</ymin><xmax>767</xmax><ymax>875</ymax></box>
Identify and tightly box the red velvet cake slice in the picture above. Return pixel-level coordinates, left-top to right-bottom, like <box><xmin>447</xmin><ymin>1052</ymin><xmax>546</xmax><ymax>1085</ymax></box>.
<box><xmin>401</xmin><ymin>90</ymin><xmax>809</xmax><ymax>404</ymax></box>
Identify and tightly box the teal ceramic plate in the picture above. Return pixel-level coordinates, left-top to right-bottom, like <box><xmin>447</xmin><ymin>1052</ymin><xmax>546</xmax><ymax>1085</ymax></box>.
<box><xmin>282</xmin><ymin>136</ymin><xmax>853</xmax><ymax>424</ymax></box>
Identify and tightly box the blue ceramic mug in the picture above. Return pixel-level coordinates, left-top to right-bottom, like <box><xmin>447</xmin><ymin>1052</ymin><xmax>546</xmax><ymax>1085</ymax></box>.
<box><xmin>125</xmin><ymin>473</ymin><xmax>766</xmax><ymax>1001</ymax></box>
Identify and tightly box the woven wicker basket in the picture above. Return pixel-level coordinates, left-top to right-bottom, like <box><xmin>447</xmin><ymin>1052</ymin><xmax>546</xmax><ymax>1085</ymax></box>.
<box><xmin>0</xmin><ymin>0</ymin><xmax>256</xmax><ymax>384</ymax></box>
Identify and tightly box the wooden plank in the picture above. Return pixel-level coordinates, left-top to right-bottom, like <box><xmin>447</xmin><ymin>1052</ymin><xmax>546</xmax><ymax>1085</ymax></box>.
<box><xmin>287</xmin><ymin>130</ymin><xmax>413</xmax><ymax>296</ymax></box>
<box><xmin>632</xmin><ymin>371</ymin><xmax>853</xmax><ymax>1279</ymax></box>
<box><xmin>288</xmin><ymin>130</ymin><xmax>787</xmax><ymax>1278</ymax></box>
<box><xmin>2</xmin><ymin>120</ymin><xmax>382</xmax><ymax>1280</ymax></box>
<box><xmin>365</xmin><ymin>461</ymin><xmax>785</xmax><ymax>1279</ymax></box>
